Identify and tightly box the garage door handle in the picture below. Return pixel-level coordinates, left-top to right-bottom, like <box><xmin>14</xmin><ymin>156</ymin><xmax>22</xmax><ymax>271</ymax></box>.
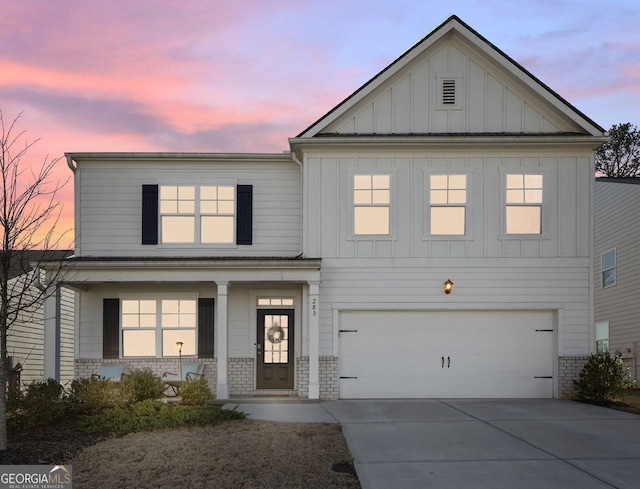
<box><xmin>448</xmin><ymin>356</ymin><xmax>450</xmax><ymax>368</ymax></box>
<box><xmin>441</xmin><ymin>356</ymin><xmax>444</xmax><ymax>368</ymax></box>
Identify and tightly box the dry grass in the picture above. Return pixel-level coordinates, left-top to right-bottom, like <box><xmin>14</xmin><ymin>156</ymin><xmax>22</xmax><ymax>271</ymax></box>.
<box><xmin>71</xmin><ymin>419</ymin><xmax>361</xmax><ymax>489</ymax></box>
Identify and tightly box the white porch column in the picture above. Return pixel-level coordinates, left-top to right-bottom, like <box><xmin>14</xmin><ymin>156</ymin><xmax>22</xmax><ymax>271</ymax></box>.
<box><xmin>308</xmin><ymin>282</ymin><xmax>320</xmax><ymax>399</ymax></box>
<box><xmin>216</xmin><ymin>282</ymin><xmax>229</xmax><ymax>399</ymax></box>
<box><xmin>43</xmin><ymin>286</ymin><xmax>59</xmax><ymax>381</ymax></box>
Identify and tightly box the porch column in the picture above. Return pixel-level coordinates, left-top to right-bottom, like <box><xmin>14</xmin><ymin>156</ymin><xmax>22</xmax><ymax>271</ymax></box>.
<box><xmin>43</xmin><ymin>285</ymin><xmax>60</xmax><ymax>381</ymax></box>
<box><xmin>308</xmin><ymin>281</ymin><xmax>320</xmax><ymax>399</ymax></box>
<box><xmin>216</xmin><ymin>281</ymin><xmax>229</xmax><ymax>399</ymax></box>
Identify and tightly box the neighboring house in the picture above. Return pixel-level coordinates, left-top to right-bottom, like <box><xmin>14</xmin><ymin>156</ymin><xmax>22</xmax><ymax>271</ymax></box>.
<box><xmin>594</xmin><ymin>177</ymin><xmax>640</xmax><ymax>383</ymax></box>
<box><xmin>59</xmin><ymin>16</ymin><xmax>606</xmax><ymax>400</ymax></box>
<box><xmin>6</xmin><ymin>250</ymin><xmax>75</xmax><ymax>385</ymax></box>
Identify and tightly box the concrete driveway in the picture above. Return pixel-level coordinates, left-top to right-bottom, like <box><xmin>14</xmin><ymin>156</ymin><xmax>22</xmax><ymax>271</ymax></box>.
<box><xmin>321</xmin><ymin>399</ymin><xmax>640</xmax><ymax>489</ymax></box>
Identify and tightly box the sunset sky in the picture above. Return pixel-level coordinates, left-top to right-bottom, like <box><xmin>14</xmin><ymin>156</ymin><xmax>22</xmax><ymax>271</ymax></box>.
<box><xmin>1</xmin><ymin>0</ymin><xmax>639</xmax><ymax>247</ymax></box>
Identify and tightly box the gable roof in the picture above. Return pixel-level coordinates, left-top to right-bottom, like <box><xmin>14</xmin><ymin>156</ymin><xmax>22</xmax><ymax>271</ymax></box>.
<box><xmin>294</xmin><ymin>15</ymin><xmax>605</xmax><ymax>139</ymax></box>
<box><xmin>6</xmin><ymin>250</ymin><xmax>74</xmax><ymax>280</ymax></box>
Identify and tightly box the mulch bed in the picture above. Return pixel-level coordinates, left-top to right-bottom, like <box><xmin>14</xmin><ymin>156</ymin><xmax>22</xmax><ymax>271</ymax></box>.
<box><xmin>0</xmin><ymin>417</ymin><xmax>110</xmax><ymax>465</ymax></box>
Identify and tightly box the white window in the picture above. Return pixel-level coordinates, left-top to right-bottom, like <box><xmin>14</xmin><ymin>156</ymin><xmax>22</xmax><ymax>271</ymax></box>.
<box><xmin>595</xmin><ymin>321</ymin><xmax>609</xmax><ymax>355</ymax></box>
<box><xmin>602</xmin><ymin>249</ymin><xmax>616</xmax><ymax>288</ymax></box>
<box><xmin>353</xmin><ymin>174</ymin><xmax>390</xmax><ymax>235</ymax></box>
<box><xmin>506</xmin><ymin>174</ymin><xmax>543</xmax><ymax>235</ymax></box>
<box><xmin>160</xmin><ymin>185</ymin><xmax>235</xmax><ymax>244</ymax></box>
<box><xmin>122</xmin><ymin>298</ymin><xmax>197</xmax><ymax>357</ymax></box>
<box><xmin>430</xmin><ymin>174</ymin><xmax>466</xmax><ymax>235</ymax></box>
<box><xmin>257</xmin><ymin>297</ymin><xmax>294</xmax><ymax>307</ymax></box>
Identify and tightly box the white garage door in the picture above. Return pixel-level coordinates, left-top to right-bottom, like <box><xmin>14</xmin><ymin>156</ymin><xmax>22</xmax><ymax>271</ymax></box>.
<box><xmin>339</xmin><ymin>310</ymin><xmax>555</xmax><ymax>399</ymax></box>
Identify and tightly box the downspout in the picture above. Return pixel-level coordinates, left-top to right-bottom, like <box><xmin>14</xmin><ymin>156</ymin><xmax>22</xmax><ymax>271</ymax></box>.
<box><xmin>66</xmin><ymin>156</ymin><xmax>77</xmax><ymax>173</ymax></box>
<box><xmin>290</xmin><ymin>150</ymin><xmax>305</xmax><ymax>259</ymax></box>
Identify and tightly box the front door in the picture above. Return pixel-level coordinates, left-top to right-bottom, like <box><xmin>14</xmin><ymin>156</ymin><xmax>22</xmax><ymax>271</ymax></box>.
<box><xmin>256</xmin><ymin>309</ymin><xmax>294</xmax><ymax>389</ymax></box>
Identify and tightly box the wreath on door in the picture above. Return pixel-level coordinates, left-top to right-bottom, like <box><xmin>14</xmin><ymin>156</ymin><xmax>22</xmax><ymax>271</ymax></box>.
<box><xmin>266</xmin><ymin>325</ymin><xmax>285</xmax><ymax>344</ymax></box>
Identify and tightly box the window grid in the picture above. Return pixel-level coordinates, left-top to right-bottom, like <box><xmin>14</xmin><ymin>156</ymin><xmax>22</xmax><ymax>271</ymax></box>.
<box><xmin>121</xmin><ymin>299</ymin><xmax>197</xmax><ymax>357</ymax></box>
<box><xmin>602</xmin><ymin>249</ymin><xmax>616</xmax><ymax>288</ymax></box>
<box><xmin>160</xmin><ymin>185</ymin><xmax>235</xmax><ymax>244</ymax></box>
<box><xmin>505</xmin><ymin>174</ymin><xmax>543</xmax><ymax>235</ymax></box>
<box><xmin>430</xmin><ymin>174</ymin><xmax>467</xmax><ymax>236</ymax></box>
<box><xmin>353</xmin><ymin>174</ymin><xmax>391</xmax><ymax>235</ymax></box>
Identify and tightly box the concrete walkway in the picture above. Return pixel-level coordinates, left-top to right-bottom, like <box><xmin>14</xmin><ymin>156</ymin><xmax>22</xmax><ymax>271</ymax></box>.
<box><xmin>224</xmin><ymin>399</ymin><xmax>640</xmax><ymax>489</ymax></box>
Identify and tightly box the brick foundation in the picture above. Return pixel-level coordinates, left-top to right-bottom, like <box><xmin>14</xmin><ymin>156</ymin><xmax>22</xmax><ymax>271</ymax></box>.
<box><xmin>558</xmin><ymin>356</ymin><xmax>589</xmax><ymax>399</ymax></box>
<box><xmin>297</xmin><ymin>356</ymin><xmax>338</xmax><ymax>400</ymax></box>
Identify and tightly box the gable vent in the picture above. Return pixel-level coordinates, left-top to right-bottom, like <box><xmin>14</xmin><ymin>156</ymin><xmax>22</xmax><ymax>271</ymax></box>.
<box><xmin>442</xmin><ymin>79</ymin><xmax>456</xmax><ymax>105</ymax></box>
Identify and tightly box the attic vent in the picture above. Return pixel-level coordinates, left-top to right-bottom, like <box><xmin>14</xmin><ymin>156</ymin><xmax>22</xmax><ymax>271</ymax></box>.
<box><xmin>436</xmin><ymin>73</ymin><xmax>463</xmax><ymax>110</ymax></box>
<box><xmin>442</xmin><ymin>79</ymin><xmax>456</xmax><ymax>105</ymax></box>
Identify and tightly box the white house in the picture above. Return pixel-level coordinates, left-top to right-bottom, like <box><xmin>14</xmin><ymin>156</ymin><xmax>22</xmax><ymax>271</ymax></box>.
<box><xmin>58</xmin><ymin>16</ymin><xmax>606</xmax><ymax>399</ymax></box>
<box><xmin>594</xmin><ymin>177</ymin><xmax>640</xmax><ymax>383</ymax></box>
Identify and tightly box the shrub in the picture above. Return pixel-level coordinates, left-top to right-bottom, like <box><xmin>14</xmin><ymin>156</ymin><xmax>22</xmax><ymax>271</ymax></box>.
<box><xmin>573</xmin><ymin>353</ymin><xmax>636</xmax><ymax>404</ymax></box>
<box><xmin>122</xmin><ymin>368</ymin><xmax>166</xmax><ymax>403</ymax></box>
<box><xmin>80</xmin><ymin>400</ymin><xmax>245</xmax><ymax>436</ymax></box>
<box><xmin>9</xmin><ymin>379</ymin><xmax>66</xmax><ymax>429</ymax></box>
<box><xmin>180</xmin><ymin>377</ymin><xmax>214</xmax><ymax>406</ymax></box>
<box><xmin>67</xmin><ymin>376</ymin><xmax>133</xmax><ymax>414</ymax></box>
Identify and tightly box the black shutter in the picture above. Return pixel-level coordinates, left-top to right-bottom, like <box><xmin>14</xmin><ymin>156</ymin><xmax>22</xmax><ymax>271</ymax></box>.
<box><xmin>236</xmin><ymin>185</ymin><xmax>253</xmax><ymax>245</ymax></box>
<box><xmin>103</xmin><ymin>299</ymin><xmax>120</xmax><ymax>359</ymax></box>
<box><xmin>142</xmin><ymin>184</ymin><xmax>159</xmax><ymax>245</ymax></box>
<box><xmin>198</xmin><ymin>298</ymin><xmax>215</xmax><ymax>357</ymax></box>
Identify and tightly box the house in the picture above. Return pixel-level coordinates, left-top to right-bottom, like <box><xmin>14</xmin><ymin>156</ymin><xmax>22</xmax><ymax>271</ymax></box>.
<box><xmin>594</xmin><ymin>177</ymin><xmax>640</xmax><ymax>383</ymax></box>
<box><xmin>6</xmin><ymin>250</ymin><xmax>75</xmax><ymax>385</ymax></box>
<box><xmin>56</xmin><ymin>16</ymin><xmax>606</xmax><ymax>400</ymax></box>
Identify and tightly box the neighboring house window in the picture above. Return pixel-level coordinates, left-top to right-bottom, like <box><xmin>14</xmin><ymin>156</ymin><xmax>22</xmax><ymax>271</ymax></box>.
<box><xmin>595</xmin><ymin>321</ymin><xmax>609</xmax><ymax>355</ymax></box>
<box><xmin>121</xmin><ymin>299</ymin><xmax>197</xmax><ymax>357</ymax></box>
<box><xmin>160</xmin><ymin>185</ymin><xmax>235</xmax><ymax>244</ymax></box>
<box><xmin>505</xmin><ymin>174</ymin><xmax>543</xmax><ymax>235</ymax></box>
<box><xmin>602</xmin><ymin>249</ymin><xmax>616</xmax><ymax>288</ymax></box>
<box><xmin>430</xmin><ymin>174</ymin><xmax>466</xmax><ymax>235</ymax></box>
<box><xmin>353</xmin><ymin>174</ymin><xmax>390</xmax><ymax>235</ymax></box>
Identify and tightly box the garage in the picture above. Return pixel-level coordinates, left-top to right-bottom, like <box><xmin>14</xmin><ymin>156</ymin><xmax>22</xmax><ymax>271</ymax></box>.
<box><xmin>339</xmin><ymin>310</ymin><xmax>555</xmax><ymax>399</ymax></box>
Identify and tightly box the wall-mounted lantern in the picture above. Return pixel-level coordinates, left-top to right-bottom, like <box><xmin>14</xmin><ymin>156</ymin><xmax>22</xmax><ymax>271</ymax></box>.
<box><xmin>444</xmin><ymin>279</ymin><xmax>454</xmax><ymax>295</ymax></box>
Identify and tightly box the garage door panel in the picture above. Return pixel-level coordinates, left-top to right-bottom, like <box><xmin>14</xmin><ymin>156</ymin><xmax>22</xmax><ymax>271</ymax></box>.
<box><xmin>339</xmin><ymin>311</ymin><xmax>555</xmax><ymax>399</ymax></box>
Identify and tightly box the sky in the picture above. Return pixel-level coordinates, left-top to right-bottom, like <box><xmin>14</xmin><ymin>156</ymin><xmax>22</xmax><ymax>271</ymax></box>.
<box><xmin>1</xmin><ymin>0</ymin><xmax>639</xmax><ymax>247</ymax></box>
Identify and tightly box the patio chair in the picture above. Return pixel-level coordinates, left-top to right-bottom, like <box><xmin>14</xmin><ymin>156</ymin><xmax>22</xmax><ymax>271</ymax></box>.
<box><xmin>92</xmin><ymin>364</ymin><xmax>129</xmax><ymax>382</ymax></box>
<box><xmin>162</xmin><ymin>363</ymin><xmax>206</xmax><ymax>397</ymax></box>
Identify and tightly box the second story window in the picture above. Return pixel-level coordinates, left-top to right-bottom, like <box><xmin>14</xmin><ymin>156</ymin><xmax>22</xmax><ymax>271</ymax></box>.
<box><xmin>602</xmin><ymin>249</ymin><xmax>616</xmax><ymax>288</ymax></box>
<box><xmin>505</xmin><ymin>174</ymin><xmax>543</xmax><ymax>235</ymax></box>
<box><xmin>353</xmin><ymin>174</ymin><xmax>390</xmax><ymax>235</ymax></box>
<box><xmin>160</xmin><ymin>185</ymin><xmax>235</xmax><ymax>244</ymax></box>
<box><xmin>430</xmin><ymin>174</ymin><xmax>466</xmax><ymax>235</ymax></box>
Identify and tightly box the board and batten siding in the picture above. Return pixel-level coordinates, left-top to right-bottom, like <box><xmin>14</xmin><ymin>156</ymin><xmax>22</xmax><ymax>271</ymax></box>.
<box><xmin>594</xmin><ymin>180</ymin><xmax>640</xmax><ymax>380</ymax></box>
<box><xmin>74</xmin><ymin>157</ymin><xmax>301</xmax><ymax>257</ymax></box>
<box><xmin>322</xmin><ymin>36</ymin><xmax>583</xmax><ymax>136</ymax></box>
<box><xmin>304</xmin><ymin>153</ymin><xmax>592</xmax><ymax>259</ymax></box>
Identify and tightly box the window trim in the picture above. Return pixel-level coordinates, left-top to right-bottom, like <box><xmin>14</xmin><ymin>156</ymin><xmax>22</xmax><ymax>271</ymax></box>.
<box><xmin>601</xmin><ymin>248</ymin><xmax>617</xmax><ymax>288</ymax></box>
<box><xmin>119</xmin><ymin>294</ymin><xmax>199</xmax><ymax>358</ymax></box>
<box><xmin>348</xmin><ymin>169</ymin><xmax>398</xmax><ymax>240</ymax></box>
<box><xmin>158</xmin><ymin>181</ymin><xmax>238</xmax><ymax>247</ymax></box>
<box><xmin>499</xmin><ymin>168</ymin><xmax>550</xmax><ymax>239</ymax></box>
<box><xmin>423</xmin><ymin>170</ymin><xmax>473</xmax><ymax>239</ymax></box>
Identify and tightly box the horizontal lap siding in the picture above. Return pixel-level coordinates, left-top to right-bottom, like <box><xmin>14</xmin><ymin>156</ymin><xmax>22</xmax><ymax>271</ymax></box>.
<box><xmin>594</xmin><ymin>182</ymin><xmax>640</xmax><ymax>355</ymax></box>
<box><xmin>77</xmin><ymin>160</ymin><xmax>301</xmax><ymax>257</ymax></box>
<box><xmin>318</xmin><ymin>259</ymin><xmax>590</xmax><ymax>357</ymax></box>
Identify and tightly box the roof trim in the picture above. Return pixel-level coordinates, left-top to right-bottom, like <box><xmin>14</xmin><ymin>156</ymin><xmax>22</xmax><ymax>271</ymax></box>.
<box><xmin>65</xmin><ymin>152</ymin><xmax>293</xmax><ymax>162</ymax></box>
<box><xmin>294</xmin><ymin>15</ymin><xmax>605</xmax><ymax>140</ymax></box>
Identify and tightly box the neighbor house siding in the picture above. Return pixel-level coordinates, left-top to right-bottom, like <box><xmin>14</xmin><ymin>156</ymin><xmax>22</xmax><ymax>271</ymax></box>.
<box><xmin>594</xmin><ymin>180</ymin><xmax>640</xmax><ymax>381</ymax></box>
<box><xmin>75</xmin><ymin>157</ymin><xmax>301</xmax><ymax>257</ymax></box>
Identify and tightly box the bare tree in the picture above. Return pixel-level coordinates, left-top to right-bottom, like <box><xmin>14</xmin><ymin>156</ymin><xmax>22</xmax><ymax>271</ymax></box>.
<box><xmin>0</xmin><ymin>111</ymin><xmax>70</xmax><ymax>450</ymax></box>
<box><xmin>595</xmin><ymin>123</ymin><xmax>640</xmax><ymax>177</ymax></box>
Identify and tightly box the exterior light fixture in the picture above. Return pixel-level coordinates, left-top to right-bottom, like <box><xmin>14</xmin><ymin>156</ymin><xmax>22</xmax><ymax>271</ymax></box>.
<box><xmin>444</xmin><ymin>279</ymin><xmax>453</xmax><ymax>294</ymax></box>
<box><xmin>176</xmin><ymin>341</ymin><xmax>184</xmax><ymax>380</ymax></box>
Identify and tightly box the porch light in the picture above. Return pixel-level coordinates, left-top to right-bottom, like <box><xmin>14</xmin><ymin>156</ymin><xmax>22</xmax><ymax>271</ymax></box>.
<box><xmin>176</xmin><ymin>341</ymin><xmax>184</xmax><ymax>380</ymax></box>
<box><xmin>444</xmin><ymin>279</ymin><xmax>453</xmax><ymax>294</ymax></box>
